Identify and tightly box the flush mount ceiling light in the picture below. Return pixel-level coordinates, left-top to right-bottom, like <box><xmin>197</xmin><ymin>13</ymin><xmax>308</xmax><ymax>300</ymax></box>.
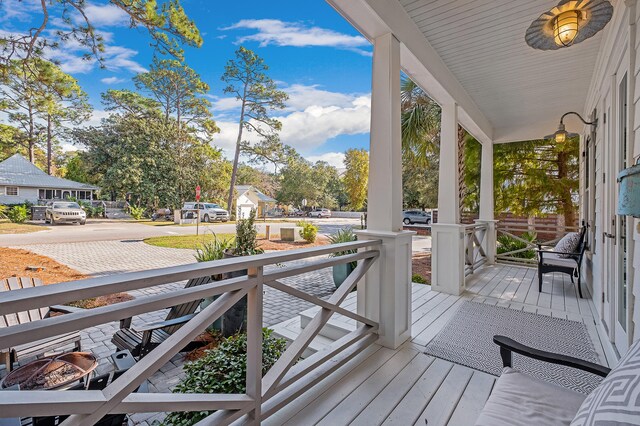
<box><xmin>526</xmin><ymin>0</ymin><xmax>613</xmax><ymax>50</ymax></box>
<box><xmin>544</xmin><ymin>111</ymin><xmax>597</xmax><ymax>143</ymax></box>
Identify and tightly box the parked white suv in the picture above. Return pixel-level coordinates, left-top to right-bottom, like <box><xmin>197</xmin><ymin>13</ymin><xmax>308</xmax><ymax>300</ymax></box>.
<box><xmin>182</xmin><ymin>202</ymin><xmax>230</xmax><ymax>222</ymax></box>
<box><xmin>45</xmin><ymin>201</ymin><xmax>86</xmax><ymax>225</ymax></box>
<box><xmin>308</xmin><ymin>208</ymin><xmax>331</xmax><ymax>218</ymax></box>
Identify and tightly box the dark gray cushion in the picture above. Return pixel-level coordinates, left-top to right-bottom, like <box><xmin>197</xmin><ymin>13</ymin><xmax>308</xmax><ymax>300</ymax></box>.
<box><xmin>555</xmin><ymin>232</ymin><xmax>581</xmax><ymax>258</ymax></box>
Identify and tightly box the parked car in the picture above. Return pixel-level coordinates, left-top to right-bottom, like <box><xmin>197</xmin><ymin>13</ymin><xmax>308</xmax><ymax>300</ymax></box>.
<box><xmin>403</xmin><ymin>210</ymin><xmax>431</xmax><ymax>225</ymax></box>
<box><xmin>182</xmin><ymin>202</ymin><xmax>230</xmax><ymax>222</ymax></box>
<box><xmin>45</xmin><ymin>201</ymin><xmax>86</xmax><ymax>225</ymax></box>
<box><xmin>308</xmin><ymin>208</ymin><xmax>332</xmax><ymax>218</ymax></box>
<box><xmin>265</xmin><ymin>208</ymin><xmax>284</xmax><ymax>217</ymax></box>
<box><xmin>288</xmin><ymin>208</ymin><xmax>307</xmax><ymax>217</ymax></box>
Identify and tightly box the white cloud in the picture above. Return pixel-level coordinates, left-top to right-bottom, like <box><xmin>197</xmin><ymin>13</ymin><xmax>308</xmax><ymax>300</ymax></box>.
<box><xmin>101</xmin><ymin>76</ymin><xmax>126</xmax><ymax>84</ymax></box>
<box><xmin>82</xmin><ymin>110</ymin><xmax>111</xmax><ymax>128</ymax></box>
<box><xmin>210</xmin><ymin>84</ymin><xmax>366</xmax><ymax>113</ymax></box>
<box><xmin>52</xmin><ymin>43</ymin><xmax>146</xmax><ymax>75</ymax></box>
<box><xmin>284</xmin><ymin>84</ymin><xmax>360</xmax><ymax>110</ymax></box>
<box><xmin>0</xmin><ymin>0</ymin><xmax>41</xmax><ymax>23</ymax></box>
<box><xmin>80</xmin><ymin>4</ymin><xmax>130</xmax><ymax>27</ymax></box>
<box><xmin>211</xmin><ymin>88</ymin><xmax>371</xmax><ymax>159</ymax></box>
<box><xmin>207</xmin><ymin>95</ymin><xmax>241</xmax><ymax>112</ymax></box>
<box><xmin>276</xmin><ymin>96</ymin><xmax>371</xmax><ymax>150</ymax></box>
<box><xmin>306</xmin><ymin>152</ymin><xmax>345</xmax><ymax>169</ymax></box>
<box><xmin>222</xmin><ymin>19</ymin><xmax>371</xmax><ymax>55</ymax></box>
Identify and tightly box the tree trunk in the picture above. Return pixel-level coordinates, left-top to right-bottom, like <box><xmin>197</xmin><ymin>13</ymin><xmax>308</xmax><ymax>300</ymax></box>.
<box><xmin>227</xmin><ymin>82</ymin><xmax>249</xmax><ymax>215</ymax></box>
<box><xmin>557</xmin><ymin>150</ymin><xmax>576</xmax><ymax>227</ymax></box>
<box><xmin>47</xmin><ymin>114</ymin><xmax>52</xmax><ymax>175</ymax></box>
<box><xmin>28</xmin><ymin>106</ymin><xmax>35</xmax><ymax>163</ymax></box>
<box><xmin>458</xmin><ymin>125</ymin><xmax>466</xmax><ymax>219</ymax></box>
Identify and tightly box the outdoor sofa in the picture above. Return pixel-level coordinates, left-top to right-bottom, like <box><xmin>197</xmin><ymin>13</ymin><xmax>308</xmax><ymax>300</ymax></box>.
<box><xmin>475</xmin><ymin>335</ymin><xmax>640</xmax><ymax>425</ymax></box>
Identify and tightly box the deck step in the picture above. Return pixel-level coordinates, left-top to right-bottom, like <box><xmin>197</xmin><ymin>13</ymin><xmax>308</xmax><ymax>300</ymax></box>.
<box><xmin>300</xmin><ymin>306</ymin><xmax>357</xmax><ymax>340</ymax></box>
<box><xmin>271</xmin><ymin>317</ymin><xmax>336</xmax><ymax>358</ymax></box>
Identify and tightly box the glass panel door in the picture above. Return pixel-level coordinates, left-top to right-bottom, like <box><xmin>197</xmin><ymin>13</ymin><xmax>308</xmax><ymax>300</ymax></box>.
<box><xmin>614</xmin><ymin>72</ymin><xmax>629</xmax><ymax>353</ymax></box>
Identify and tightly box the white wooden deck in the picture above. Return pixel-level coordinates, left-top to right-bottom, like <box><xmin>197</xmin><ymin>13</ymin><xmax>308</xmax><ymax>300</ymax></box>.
<box><xmin>267</xmin><ymin>264</ymin><xmax>617</xmax><ymax>426</ymax></box>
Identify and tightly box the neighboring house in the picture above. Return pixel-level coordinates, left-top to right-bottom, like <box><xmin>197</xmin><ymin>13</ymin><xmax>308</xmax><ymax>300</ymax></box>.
<box><xmin>235</xmin><ymin>185</ymin><xmax>276</xmax><ymax>219</ymax></box>
<box><xmin>0</xmin><ymin>154</ymin><xmax>99</xmax><ymax>205</ymax></box>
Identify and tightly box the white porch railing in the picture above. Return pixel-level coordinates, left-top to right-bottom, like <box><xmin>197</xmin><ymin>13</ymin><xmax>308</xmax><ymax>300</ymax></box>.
<box><xmin>464</xmin><ymin>222</ymin><xmax>488</xmax><ymax>277</ymax></box>
<box><xmin>496</xmin><ymin>222</ymin><xmax>579</xmax><ymax>265</ymax></box>
<box><xmin>0</xmin><ymin>240</ymin><xmax>381</xmax><ymax>425</ymax></box>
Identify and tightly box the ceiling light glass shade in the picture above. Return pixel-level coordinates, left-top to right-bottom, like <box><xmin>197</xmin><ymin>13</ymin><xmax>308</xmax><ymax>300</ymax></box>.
<box><xmin>553</xmin><ymin>10</ymin><xmax>580</xmax><ymax>46</ymax></box>
<box><xmin>544</xmin><ymin>121</ymin><xmax>580</xmax><ymax>142</ymax></box>
<box><xmin>526</xmin><ymin>0</ymin><xmax>613</xmax><ymax>50</ymax></box>
<box><xmin>554</xmin><ymin>129</ymin><xmax>568</xmax><ymax>143</ymax></box>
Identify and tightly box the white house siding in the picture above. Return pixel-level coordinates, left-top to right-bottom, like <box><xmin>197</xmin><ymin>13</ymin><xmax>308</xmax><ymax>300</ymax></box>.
<box><xmin>0</xmin><ymin>186</ymin><xmax>39</xmax><ymax>204</ymax></box>
<box><xmin>584</xmin><ymin>1</ymin><xmax>640</xmax><ymax>345</ymax></box>
<box><xmin>236</xmin><ymin>193</ymin><xmax>255</xmax><ymax>219</ymax></box>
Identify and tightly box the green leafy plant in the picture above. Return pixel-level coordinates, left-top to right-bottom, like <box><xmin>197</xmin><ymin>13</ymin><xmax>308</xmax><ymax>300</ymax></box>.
<box><xmin>299</xmin><ymin>222</ymin><xmax>318</xmax><ymax>243</ymax></box>
<box><xmin>195</xmin><ymin>233</ymin><xmax>234</xmax><ymax>263</ymax></box>
<box><xmin>328</xmin><ymin>227</ymin><xmax>357</xmax><ymax>256</ymax></box>
<box><xmin>129</xmin><ymin>205</ymin><xmax>146</xmax><ymax>220</ymax></box>
<box><xmin>7</xmin><ymin>205</ymin><xmax>28</xmax><ymax>223</ymax></box>
<box><xmin>233</xmin><ymin>209</ymin><xmax>263</xmax><ymax>256</ymax></box>
<box><xmin>0</xmin><ymin>205</ymin><xmax>8</xmax><ymax>220</ymax></box>
<box><xmin>295</xmin><ymin>219</ymin><xmax>307</xmax><ymax>227</ymax></box>
<box><xmin>497</xmin><ymin>232</ymin><xmax>537</xmax><ymax>259</ymax></box>
<box><xmin>412</xmin><ymin>273</ymin><xmax>428</xmax><ymax>284</ymax></box>
<box><xmin>163</xmin><ymin>329</ymin><xmax>287</xmax><ymax>426</ymax></box>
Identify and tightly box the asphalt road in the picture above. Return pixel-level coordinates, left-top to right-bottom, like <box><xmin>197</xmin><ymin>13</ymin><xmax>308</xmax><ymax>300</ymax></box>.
<box><xmin>0</xmin><ymin>218</ymin><xmax>363</xmax><ymax>246</ymax></box>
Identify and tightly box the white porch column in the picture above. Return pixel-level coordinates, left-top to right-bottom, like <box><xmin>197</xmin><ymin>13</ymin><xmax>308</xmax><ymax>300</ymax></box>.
<box><xmin>356</xmin><ymin>33</ymin><xmax>414</xmax><ymax>350</ymax></box>
<box><xmin>478</xmin><ymin>140</ymin><xmax>497</xmax><ymax>264</ymax></box>
<box><xmin>431</xmin><ymin>101</ymin><xmax>465</xmax><ymax>295</ymax></box>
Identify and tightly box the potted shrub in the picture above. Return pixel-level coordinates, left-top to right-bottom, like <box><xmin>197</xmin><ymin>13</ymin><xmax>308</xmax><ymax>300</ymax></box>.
<box><xmin>195</xmin><ymin>233</ymin><xmax>234</xmax><ymax>331</ymax></box>
<box><xmin>328</xmin><ymin>227</ymin><xmax>357</xmax><ymax>288</ymax></box>
<box><xmin>221</xmin><ymin>209</ymin><xmax>263</xmax><ymax>336</ymax></box>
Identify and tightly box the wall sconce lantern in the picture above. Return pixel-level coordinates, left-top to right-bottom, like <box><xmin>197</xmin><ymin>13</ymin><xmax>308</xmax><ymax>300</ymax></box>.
<box><xmin>544</xmin><ymin>111</ymin><xmax>596</xmax><ymax>143</ymax></box>
<box><xmin>526</xmin><ymin>0</ymin><xmax>613</xmax><ymax>50</ymax></box>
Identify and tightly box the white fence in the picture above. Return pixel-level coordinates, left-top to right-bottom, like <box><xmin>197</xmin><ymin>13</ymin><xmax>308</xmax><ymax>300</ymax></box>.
<box><xmin>0</xmin><ymin>240</ymin><xmax>381</xmax><ymax>425</ymax></box>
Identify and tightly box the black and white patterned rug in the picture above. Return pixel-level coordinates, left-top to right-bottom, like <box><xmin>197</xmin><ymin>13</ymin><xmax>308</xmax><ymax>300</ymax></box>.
<box><xmin>424</xmin><ymin>301</ymin><xmax>604</xmax><ymax>394</ymax></box>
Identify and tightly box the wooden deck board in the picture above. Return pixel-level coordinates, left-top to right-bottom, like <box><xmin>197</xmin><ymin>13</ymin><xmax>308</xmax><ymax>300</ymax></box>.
<box><xmin>265</xmin><ymin>263</ymin><xmax>616</xmax><ymax>425</ymax></box>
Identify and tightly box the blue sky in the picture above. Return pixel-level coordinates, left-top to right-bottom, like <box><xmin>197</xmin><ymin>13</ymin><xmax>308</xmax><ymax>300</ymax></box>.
<box><xmin>0</xmin><ymin>0</ymin><xmax>374</xmax><ymax>168</ymax></box>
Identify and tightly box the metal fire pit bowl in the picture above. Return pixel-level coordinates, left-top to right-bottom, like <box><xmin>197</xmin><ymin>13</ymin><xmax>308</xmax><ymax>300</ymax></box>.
<box><xmin>1</xmin><ymin>352</ymin><xmax>98</xmax><ymax>390</ymax></box>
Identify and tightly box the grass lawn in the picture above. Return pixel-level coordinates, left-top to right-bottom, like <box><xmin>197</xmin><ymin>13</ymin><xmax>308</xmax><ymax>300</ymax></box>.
<box><xmin>0</xmin><ymin>222</ymin><xmax>49</xmax><ymax>234</ymax></box>
<box><xmin>144</xmin><ymin>233</ymin><xmax>237</xmax><ymax>249</ymax></box>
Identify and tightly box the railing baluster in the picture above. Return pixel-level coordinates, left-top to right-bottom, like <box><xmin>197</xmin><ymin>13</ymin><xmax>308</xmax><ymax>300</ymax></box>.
<box><xmin>245</xmin><ymin>266</ymin><xmax>263</xmax><ymax>424</ymax></box>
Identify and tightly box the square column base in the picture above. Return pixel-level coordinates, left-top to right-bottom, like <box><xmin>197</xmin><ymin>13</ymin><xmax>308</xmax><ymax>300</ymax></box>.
<box><xmin>354</xmin><ymin>229</ymin><xmax>415</xmax><ymax>349</ymax></box>
<box><xmin>431</xmin><ymin>223</ymin><xmax>465</xmax><ymax>295</ymax></box>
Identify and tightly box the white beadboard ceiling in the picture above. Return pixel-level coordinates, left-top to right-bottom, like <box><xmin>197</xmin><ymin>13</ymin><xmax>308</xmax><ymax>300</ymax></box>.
<box><xmin>398</xmin><ymin>0</ymin><xmax>611</xmax><ymax>142</ymax></box>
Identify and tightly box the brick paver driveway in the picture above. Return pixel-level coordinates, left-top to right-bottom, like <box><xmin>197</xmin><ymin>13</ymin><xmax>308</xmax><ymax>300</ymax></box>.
<box><xmin>16</xmin><ymin>239</ymin><xmax>335</xmax><ymax>325</ymax></box>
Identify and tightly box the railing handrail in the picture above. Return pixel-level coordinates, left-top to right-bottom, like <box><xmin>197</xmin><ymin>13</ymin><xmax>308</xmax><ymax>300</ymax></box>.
<box><xmin>0</xmin><ymin>240</ymin><xmax>382</xmax><ymax>424</ymax></box>
<box><xmin>497</xmin><ymin>222</ymin><xmax>579</xmax><ymax>232</ymax></box>
<box><xmin>463</xmin><ymin>222</ymin><xmax>488</xmax><ymax>231</ymax></box>
<box><xmin>0</xmin><ymin>240</ymin><xmax>381</xmax><ymax>315</ymax></box>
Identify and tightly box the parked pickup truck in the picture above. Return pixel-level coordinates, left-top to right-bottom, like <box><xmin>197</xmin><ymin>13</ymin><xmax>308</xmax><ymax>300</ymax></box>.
<box><xmin>182</xmin><ymin>202</ymin><xmax>230</xmax><ymax>222</ymax></box>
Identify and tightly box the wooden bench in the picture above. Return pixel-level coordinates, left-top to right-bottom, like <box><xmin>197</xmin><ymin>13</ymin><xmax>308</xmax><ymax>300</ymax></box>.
<box><xmin>0</xmin><ymin>277</ymin><xmax>81</xmax><ymax>372</ymax></box>
<box><xmin>111</xmin><ymin>275</ymin><xmax>212</xmax><ymax>358</ymax></box>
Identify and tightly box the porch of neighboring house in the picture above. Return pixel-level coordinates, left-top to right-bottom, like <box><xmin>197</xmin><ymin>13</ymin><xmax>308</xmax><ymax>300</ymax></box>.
<box><xmin>266</xmin><ymin>264</ymin><xmax>617</xmax><ymax>426</ymax></box>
